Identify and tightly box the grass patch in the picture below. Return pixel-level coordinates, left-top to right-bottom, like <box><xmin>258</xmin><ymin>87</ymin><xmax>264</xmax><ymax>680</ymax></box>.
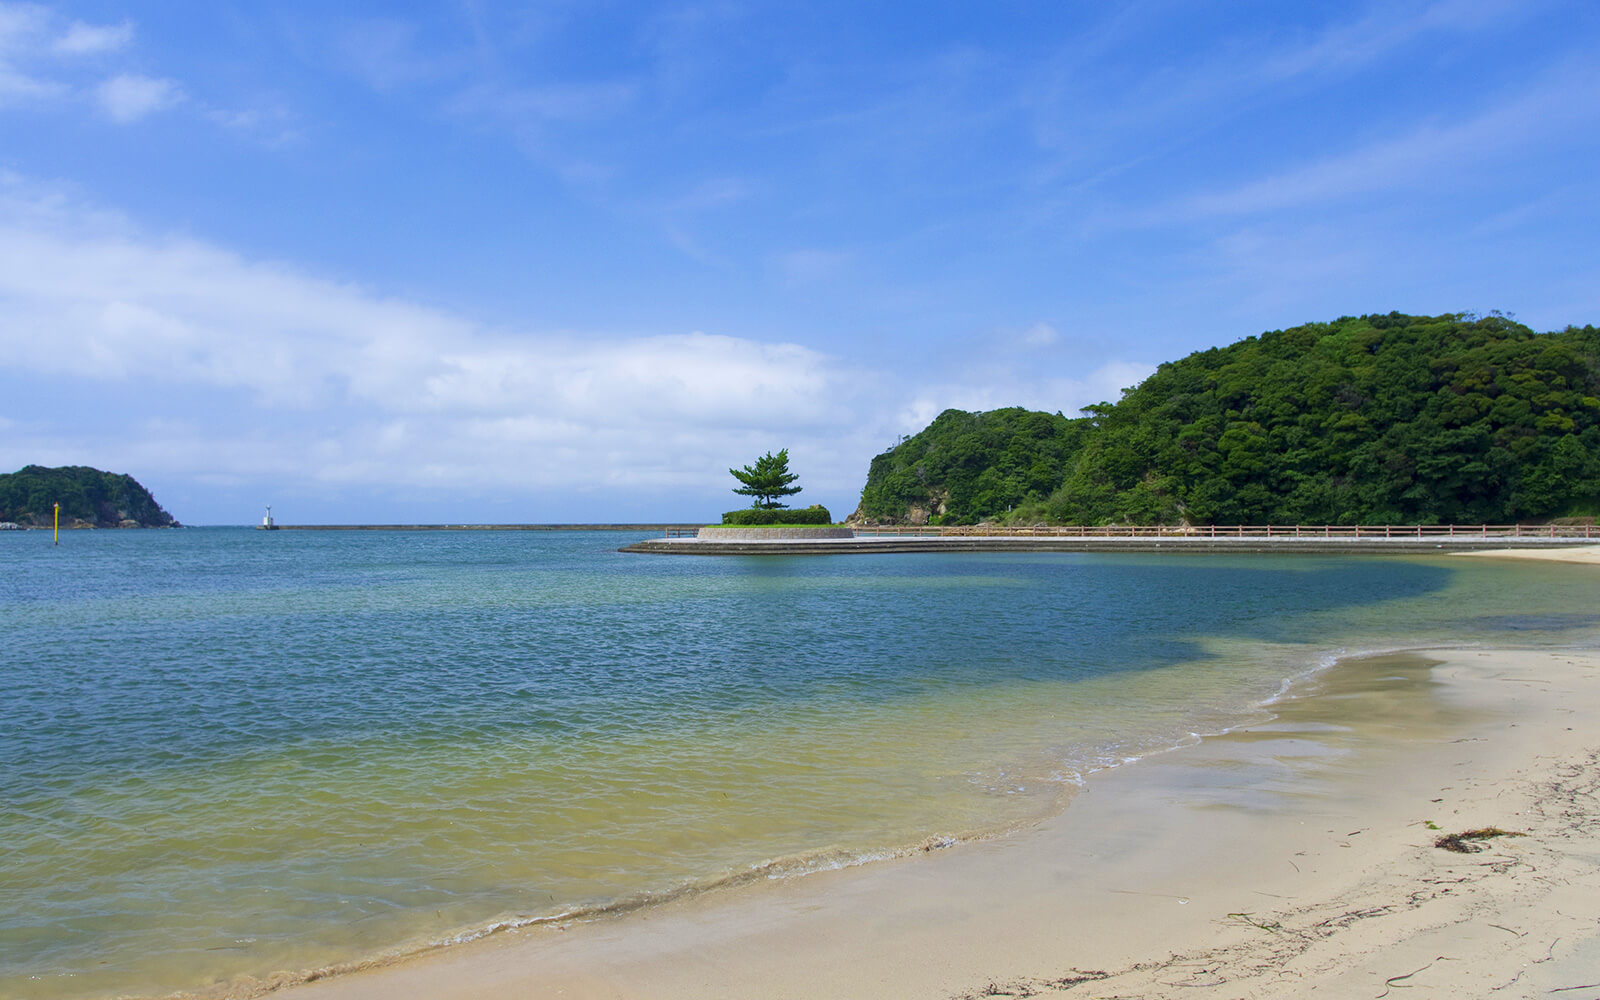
<box><xmin>1433</xmin><ymin>827</ymin><xmax>1526</xmax><ymax>853</ymax></box>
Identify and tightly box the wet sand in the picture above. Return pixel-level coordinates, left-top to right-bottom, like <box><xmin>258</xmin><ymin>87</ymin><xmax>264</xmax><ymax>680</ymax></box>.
<box><xmin>273</xmin><ymin>647</ymin><xmax>1600</xmax><ymax>1000</ymax></box>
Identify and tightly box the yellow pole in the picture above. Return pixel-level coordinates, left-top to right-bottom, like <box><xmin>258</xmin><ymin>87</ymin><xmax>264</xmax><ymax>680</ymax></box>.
<box><xmin>54</xmin><ymin>502</ymin><xmax>60</xmax><ymax>545</ymax></box>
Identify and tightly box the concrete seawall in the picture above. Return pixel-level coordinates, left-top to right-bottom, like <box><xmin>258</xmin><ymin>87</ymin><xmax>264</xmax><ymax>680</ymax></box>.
<box><xmin>619</xmin><ymin>535</ymin><xmax>1599</xmax><ymax>556</ymax></box>
<box><xmin>695</xmin><ymin>526</ymin><xmax>854</xmax><ymax>540</ymax></box>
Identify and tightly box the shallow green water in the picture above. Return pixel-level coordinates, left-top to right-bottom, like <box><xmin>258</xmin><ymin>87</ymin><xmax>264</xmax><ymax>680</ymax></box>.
<box><xmin>2</xmin><ymin>530</ymin><xmax>1596</xmax><ymax>998</ymax></box>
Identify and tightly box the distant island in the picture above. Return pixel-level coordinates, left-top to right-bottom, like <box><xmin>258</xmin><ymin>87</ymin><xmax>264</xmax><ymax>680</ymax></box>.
<box><xmin>852</xmin><ymin>312</ymin><xmax>1600</xmax><ymax>526</ymax></box>
<box><xmin>0</xmin><ymin>465</ymin><xmax>179</xmax><ymax>529</ymax></box>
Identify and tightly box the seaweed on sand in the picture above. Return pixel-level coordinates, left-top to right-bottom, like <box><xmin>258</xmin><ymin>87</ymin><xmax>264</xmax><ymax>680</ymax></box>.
<box><xmin>1433</xmin><ymin>827</ymin><xmax>1526</xmax><ymax>853</ymax></box>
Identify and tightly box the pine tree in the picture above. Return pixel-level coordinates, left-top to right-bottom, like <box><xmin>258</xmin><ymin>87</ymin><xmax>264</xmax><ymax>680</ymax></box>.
<box><xmin>730</xmin><ymin>449</ymin><xmax>803</xmax><ymax>508</ymax></box>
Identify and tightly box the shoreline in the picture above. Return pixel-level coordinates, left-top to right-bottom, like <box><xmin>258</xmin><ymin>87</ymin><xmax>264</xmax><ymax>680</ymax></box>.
<box><xmin>266</xmin><ymin>642</ymin><xmax>1600</xmax><ymax>1000</ymax></box>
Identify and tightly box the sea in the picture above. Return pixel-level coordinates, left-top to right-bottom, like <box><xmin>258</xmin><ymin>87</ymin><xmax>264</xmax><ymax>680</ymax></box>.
<box><xmin>3</xmin><ymin>528</ymin><xmax>1598</xmax><ymax>999</ymax></box>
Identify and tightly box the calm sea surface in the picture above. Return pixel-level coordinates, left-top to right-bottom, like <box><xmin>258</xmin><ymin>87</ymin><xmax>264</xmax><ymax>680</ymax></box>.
<box><xmin>2</xmin><ymin>529</ymin><xmax>1597</xmax><ymax>999</ymax></box>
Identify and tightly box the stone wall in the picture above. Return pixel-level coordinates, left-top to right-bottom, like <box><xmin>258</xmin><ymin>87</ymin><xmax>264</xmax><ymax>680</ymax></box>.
<box><xmin>696</xmin><ymin>526</ymin><xmax>854</xmax><ymax>540</ymax></box>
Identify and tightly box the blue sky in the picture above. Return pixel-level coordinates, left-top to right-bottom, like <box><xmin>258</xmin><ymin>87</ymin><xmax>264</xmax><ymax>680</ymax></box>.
<box><xmin>1</xmin><ymin>1</ymin><xmax>1597</xmax><ymax>524</ymax></box>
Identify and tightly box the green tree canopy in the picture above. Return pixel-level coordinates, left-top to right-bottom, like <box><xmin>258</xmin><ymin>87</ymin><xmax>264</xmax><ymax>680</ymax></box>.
<box><xmin>730</xmin><ymin>449</ymin><xmax>803</xmax><ymax>508</ymax></box>
<box><xmin>0</xmin><ymin>465</ymin><xmax>179</xmax><ymax>527</ymax></box>
<box><xmin>855</xmin><ymin>407</ymin><xmax>1083</xmax><ymax>524</ymax></box>
<box><xmin>852</xmin><ymin>313</ymin><xmax>1600</xmax><ymax>526</ymax></box>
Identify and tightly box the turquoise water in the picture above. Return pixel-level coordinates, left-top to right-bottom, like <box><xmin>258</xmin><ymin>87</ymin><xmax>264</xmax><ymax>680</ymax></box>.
<box><xmin>2</xmin><ymin>529</ymin><xmax>1597</xmax><ymax>999</ymax></box>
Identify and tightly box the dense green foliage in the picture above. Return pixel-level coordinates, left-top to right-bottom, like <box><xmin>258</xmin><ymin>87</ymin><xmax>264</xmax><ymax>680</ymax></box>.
<box><xmin>721</xmin><ymin>504</ymin><xmax>832</xmax><ymax>525</ymax></box>
<box><xmin>857</xmin><ymin>408</ymin><xmax>1085</xmax><ymax>524</ymax></box>
<box><xmin>854</xmin><ymin>313</ymin><xmax>1600</xmax><ymax>525</ymax></box>
<box><xmin>0</xmin><ymin>465</ymin><xmax>179</xmax><ymax>527</ymax></box>
<box><xmin>730</xmin><ymin>449</ymin><xmax>803</xmax><ymax>508</ymax></box>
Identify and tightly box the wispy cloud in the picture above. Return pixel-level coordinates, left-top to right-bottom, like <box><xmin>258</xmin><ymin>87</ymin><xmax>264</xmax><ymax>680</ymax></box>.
<box><xmin>0</xmin><ymin>2</ymin><xmax>46</xmax><ymax>47</ymax></box>
<box><xmin>54</xmin><ymin>19</ymin><xmax>133</xmax><ymax>55</ymax></box>
<box><xmin>0</xmin><ymin>62</ymin><xmax>58</xmax><ymax>103</ymax></box>
<box><xmin>897</xmin><ymin>359</ymin><xmax>1154</xmax><ymax>434</ymax></box>
<box><xmin>202</xmin><ymin>102</ymin><xmax>301</xmax><ymax>147</ymax></box>
<box><xmin>451</xmin><ymin>79</ymin><xmax>636</xmax><ymax>122</ymax></box>
<box><xmin>1260</xmin><ymin>0</ymin><xmax>1521</xmax><ymax>80</ymax></box>
<box><xmin>1022</xmin><ymin>0</ymin><xmax>1531</xmax><ymax>210</ymax></box>
<box><xmin>335</xmin><ymin>16</ymin><xmax>459</xmax><ymax>92</ymax></box>
<box><xmin>1166</xmin><ymin>61</ymin><xmax>1600</xmax><ymax>222</ymax></box>
<box><xmin>95</xmin><ymin>73</ymin><xmax>182</xmax><ymax>122</ymax></box>
<box><xmin>0</xmin><ymin>7</ymin><xmax>275</xmax><ymax>136</ymax></box>
<box><xmin>1019</xmin><ymin>322</ymin><xmax>1059</xmax><ymax>348</ymax></box>
<box><xmin>0</xmin><ymin>2</ymin><xmax>60</xmax><ymax>105</ymax></box>
<box><xmin>774</xmin><ymin>248</ymin><xmax>853</xmax><ymax>286</ymax></box>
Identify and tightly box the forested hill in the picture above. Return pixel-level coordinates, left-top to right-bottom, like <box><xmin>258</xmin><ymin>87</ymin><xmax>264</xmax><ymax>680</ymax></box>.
<box><xmin>0</xmin><ymin>466</ymin><xmax>179</xmax><ymax>528</ymax></box>
<box><xmin>852</xmin><ymin>313</ymin><xmax>1600</xmax><ymax>526</ymax></box>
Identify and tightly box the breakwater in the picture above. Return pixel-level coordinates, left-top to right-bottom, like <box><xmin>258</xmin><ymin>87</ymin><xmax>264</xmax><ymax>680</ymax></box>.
<box><xmin>621</xmin><ymin>533</ymin><xmax>1597</xmax><ymax>556</ymax></box>
<box><xmin>268</xmin><ymin>523</ymin><xmax>701</xmax><ymax>531</ymax></box>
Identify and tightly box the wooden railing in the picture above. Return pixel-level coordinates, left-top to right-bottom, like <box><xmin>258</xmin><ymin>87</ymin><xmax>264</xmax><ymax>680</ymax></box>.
<box><xmin>850</xmin><ymin>523</ymin><xmax>1597</xmax><ymax>539</ymax></box>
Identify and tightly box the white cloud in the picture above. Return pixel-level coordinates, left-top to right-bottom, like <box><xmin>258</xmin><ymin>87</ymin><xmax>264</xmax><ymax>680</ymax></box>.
<box><xmin>54</xmin><ymin>19</ymin><xmax>133</xmax><ymax>55</ymax></box>
<box><xmin>95</xmin><ymin>73</ymin><xmax>181</xmax><ymax>122</ymax></box>
<box><xmin>0</xmin><ymin>63</ymin><xmax>59</xmax><ymax>103</ymax></box>
<box><xmin>0</xmin><ymin>10</ymin><xmax>258</xmax><ymax>136</ymax></box>
<box><xmin>1019</xmin><ymin>322</ymin><xmax>1058</xmax><ymax>347</ymax></box>
<box><xmin>0</xmin><ymin>177</ymin><xmax>1157</xmax><ymax>515</ymax></box>
<box><xmin>896</xmin><ymin>359</ymin><xmax>1153</xmax><ymax>433</ymax></box>
<box><xmin>0</xmin><ymin>2</ymin><xmax>59</xmax><ymax>105</ymax></box>
<box><xmin>0</xmin><ymin>3</ymin><xmax>47</xmax><ymax>47</ymax></box>
<box><xmin>203</xmin><ymin>104</ymin><xmax>301</xmax><ymax>146</ymax></box>
<box><xmin>0</xmin><ymin>177</ymin><xmax>889</xmax><ymax>502</ymax></box>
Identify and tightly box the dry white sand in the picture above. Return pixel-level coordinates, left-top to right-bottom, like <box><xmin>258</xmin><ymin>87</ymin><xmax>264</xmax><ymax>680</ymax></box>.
<box><xmin>1458</xmin><ymin>544</ymin><xmax>1600</xmax><ymax>565</ymax></box>
<box><xmin>269</xmin><ymin>647</ymin><xmax>1600</xmax><ymax>1000</ymax></box>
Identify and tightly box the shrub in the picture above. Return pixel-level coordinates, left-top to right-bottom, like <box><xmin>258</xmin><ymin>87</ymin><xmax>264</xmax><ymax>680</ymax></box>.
<box><xmin>721</xmin><ymin>505</ymin><xmax>833</xmax><ymax>525</ymax></box>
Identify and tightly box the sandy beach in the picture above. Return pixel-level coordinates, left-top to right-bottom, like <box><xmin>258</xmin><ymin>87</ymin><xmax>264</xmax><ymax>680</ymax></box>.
<box><xmin>1457</xmin><ymin>544</ymin><xmax>1600</xmax><ymax>565</ymax></box>
<box><xmin>262</xmin><ymin>641</ymin><xmax>1600</xmax><ymax>1000</ymax></box>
